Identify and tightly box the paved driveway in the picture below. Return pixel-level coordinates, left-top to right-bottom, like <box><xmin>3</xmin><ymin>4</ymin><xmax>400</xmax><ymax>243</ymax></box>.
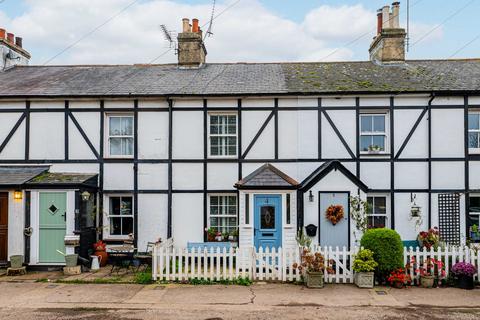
<box><xmin>0</xmin><ymin>282</ymin><xmax>479</xmax><ymax>319</ymax></box>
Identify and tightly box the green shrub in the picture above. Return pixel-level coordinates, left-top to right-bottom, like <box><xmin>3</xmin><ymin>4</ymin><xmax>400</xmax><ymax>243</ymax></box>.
<box><xmin>134</xmin><ymin>267</ymin><xmax>153</xmax><ymax>284</ymax></box>
<box><xmin>352</xmin><ymin>249</ymin><xmax>378</xmax><ymax>273</ymax></box>
<box><xmin>360</xmin><ymin>228</ymin><xmax>403</xmax><ymax>281</ymax></box>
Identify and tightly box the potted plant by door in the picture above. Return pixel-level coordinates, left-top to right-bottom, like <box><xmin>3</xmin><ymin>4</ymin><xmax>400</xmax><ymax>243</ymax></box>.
<box><xmin>205</xmin><ymin>227</ymin><xmax>217</xmax><ymax>242</ymax></box>
<box><xmin>353</xmin><ymin>249</ymin><xmax>378</xmax><ymax>288</ymax></box>
<box><xmin>293</xmin><ymin>248</ymin><xmax>333</xmax><ymax>289</ymax></box>
<box><xmin>452</xmin><ymin>262</ymin><xmax>477</xmax><ymax>290</ymax></box>
<box><xmin>387</xmin><ymin>268</ymin><xmax>411</xmax><ymax>289</ymax></box>
<box><xmin>411</xmin><ymin>257</ymin><xmax>446</xmax><ymax>288</ymax></box>
<box><xmin>93</xmin><ymin>240</ymin><xmax>108</xmax><ymax>267</ymax></box>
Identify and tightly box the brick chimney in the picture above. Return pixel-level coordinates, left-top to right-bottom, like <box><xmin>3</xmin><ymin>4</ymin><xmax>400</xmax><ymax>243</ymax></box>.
<box><xmin>369</xmin><ymin>2</ymin><xmax>406</xmax><ymax>65</ymax></box>
<box><xmin>0</xmin><ymin>28</ymin><xmax>30</xmax><ymax>70</ymax></box>
<box><xmin>177</xmin><ymin>18</ymin><xmax>207</xmax><ymax>68</ymax></box>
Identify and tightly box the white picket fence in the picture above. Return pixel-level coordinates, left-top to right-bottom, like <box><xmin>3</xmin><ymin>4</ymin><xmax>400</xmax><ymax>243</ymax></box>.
<box><xmin>152</xmin><ymin>244</ymin><xmax>480</xmax><ymax>283</ymax></box>
<box><xmin>404</xmin><ymin>246</ymin><xmax>480</xmax><ymax>283</ymax></box>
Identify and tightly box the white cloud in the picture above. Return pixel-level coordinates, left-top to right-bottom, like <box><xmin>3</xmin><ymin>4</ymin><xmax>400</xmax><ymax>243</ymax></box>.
<box><xmin>408</xmin><ymin>22</ymin><xmax>444</xmax><ymax>47</ymax></box>
<box><xmin>0</xmin><ymin>0</ymin><xmax>443</xmax><ymax>65</ymax></box>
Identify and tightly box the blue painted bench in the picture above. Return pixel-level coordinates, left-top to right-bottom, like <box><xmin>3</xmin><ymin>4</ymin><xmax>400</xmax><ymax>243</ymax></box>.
<box><xmin>403</xmin><ymin>240</ymin><xmax>419</xmax><ymax>248</ymax></box>
<box><xmin>187</xmin><ymin>242</ymin><xmax>232</xmax><ymax>252</ymax></box>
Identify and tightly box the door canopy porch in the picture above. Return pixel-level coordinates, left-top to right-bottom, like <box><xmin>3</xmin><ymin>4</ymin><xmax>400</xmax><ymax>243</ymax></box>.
<box><xmin>234</xmin><ymin>163</ymin><xmax>299</xmax><ymax>190</ymax></box>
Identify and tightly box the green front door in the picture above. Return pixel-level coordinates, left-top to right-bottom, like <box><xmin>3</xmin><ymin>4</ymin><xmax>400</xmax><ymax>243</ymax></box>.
<box><xmin>39</xmin><ymin>192</ymin><xmax>67</xmax><ymax>263</ymax></box>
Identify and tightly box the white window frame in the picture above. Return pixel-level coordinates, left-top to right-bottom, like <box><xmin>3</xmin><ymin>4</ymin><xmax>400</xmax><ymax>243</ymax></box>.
<box><xmin>207</xmin><ymin>194</ymin><xmax>238</xmax><ymax>234</ymax></box>
<box><xmin>207</xmin><ymin>113</ymin><xmax>238</xmax><ymax>158</ymax></box>
<box><xmin>104</xmin><ymin>194</ymin><xmax>134</xmax><ymax>240</ymax></box>
<box><xmin>468</xmin><ymin>112</ymin><xmax>480</xmax><ymax>154</ymax></box>
<box><xmin>366</xmin><ymin>194</ymin><xmax>390</xmax><ymax>229</ymax></box>
<box><xmin>105</xmin><ymin>113</ymin><xmax>134</xmax><ymax>158</ymax></box>
<box><xmin>359</xmin><ymin>112</ymin><xmax>390</xmax><ymax>155</ymax></box>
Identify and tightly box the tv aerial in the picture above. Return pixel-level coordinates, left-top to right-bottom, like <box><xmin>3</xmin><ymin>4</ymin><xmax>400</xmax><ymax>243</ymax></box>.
<box><xmin>204</xmin><ymin>0</ymin><xmax>216</xmax><ymax>40</ymax></box>
<box><xmin>160</xmin><ymin>24</ymin><xmax>178</xmax><ymax>54</ymax></box>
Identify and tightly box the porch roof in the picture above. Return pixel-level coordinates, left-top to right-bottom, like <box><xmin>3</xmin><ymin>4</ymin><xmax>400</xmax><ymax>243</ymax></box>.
<box><xmin>25</xmin><ymin>172</ymin><xmax>98</xmax><ymax>189</ymax></box>
<box><xmin>0</xmin><ymin>166</ymin><xmax>49</xmax><ymax>188</ymax></box>
<box><xmin>299</xmin><ymin>160</ymin><xmax>369</xmax><ymax>192</ymax></box>
<box><xmin>234</xmin><ymin>163</ymin><xmax>299</xmax><ymax>190</ymax></box>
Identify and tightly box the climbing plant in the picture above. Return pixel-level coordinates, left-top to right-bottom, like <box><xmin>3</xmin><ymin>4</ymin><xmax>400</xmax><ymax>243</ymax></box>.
<box><xmin>350</xmin><ymin>196</ymin><xmax>370</xmax><ymax>244</ymax></box>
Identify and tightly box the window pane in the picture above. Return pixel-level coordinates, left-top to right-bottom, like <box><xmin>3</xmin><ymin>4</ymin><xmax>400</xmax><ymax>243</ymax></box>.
<box><xmin>470</xmin><ymin>196</ymin><xmax>480</xmax><ymax>213</ymax></box>
<box><xmin>109</xmin><ymin>117</ymin><xmax>122</xmax><ymax>136</ymax></box>
<box><xmin>110</xmin><ymin>217</ymin><xmax>122</xmax><ymax>235</ymax></box>
<box><xmin>122</xmin><ymin>117</ymin><xmax>133</xmax><ymax>135</ymax></box>
<box><xmin>211</xmin><ymin>196</ymin><xmax>218</xmax><ymax>206</ymax></box>
<box><xmin>368</xmin><ymin>216</ymin><xmax>386</xmax><ymax>229</ymax></box>
<box><xmin>373</xmin><ymin>116</ymin><xmax>385</xmax><ymax>132</ymax></box>
<box><xmin>469</xmin><ymin>133</ymin><xmax>479</xmax><ymax>148</ymax></box>
<box><xmin>372</xmin><ymin>135</ymin><xmax>385</xmax><ymax>151</ymax></box>
<box><xmin>210</xmin><ymin>124</ymin><xmax>219</xmax><ymax>134</ymax></box>
<box><xmin>360</xmin><ymin>116</ymin><xmax>372</xmax><ymax>132</ymax></box>
<box><xmin>123</xmin><ymin>138</ymin><xmax>134</xmax><ymax>155</ymax></box>
<box><xmin>122</xmin><ymin>217</ymin><xmax>133</xmax><ymax>235</ymax></box>
<box><xmin>469</xmin><ymin>114</ymin><xmax>480</xmax><ymax>130</ymax></box>
<box><xmin>110</xmin><ymin>197</ymin><xmax>121</xmax><ymax>215</ymax></box>
<box><xmin>366</xmin><ymin>197</ymin><xmax>373</xmax><ymax>214</ymax></box>
<box><xmin>261</xmin><ymin>206</ymin><xmax>275</xmax><ymax>229</ymax></box>
<box><xmin>210</xmin><ymin>116</ymin><xmax>218</xmax><ymax>125</ymax></box>
<box><xmin>374</xmin><ymin>197</ymin><xmax>387</xmax><ymax>214</ymax></box>
<box><xmin>120</xmin><ymin>197</ymin><xmax>133</xmax><ymax>215</ymax></box>
<box><xmin>110</xmin><ymin>138</ymin><xmax>122</xmax><ymax>155</ymax></box>
<box><xmin>360</xmin><ymin>136</ymin><xmax>372</xmax><ymax>151</ymax></box>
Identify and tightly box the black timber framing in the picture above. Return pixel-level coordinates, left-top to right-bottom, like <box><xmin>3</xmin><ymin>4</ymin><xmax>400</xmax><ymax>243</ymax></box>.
<box><xmin>23</xmin><ymin>191</ymin><xmax>31</xmax><ymax>264</ymax></box>
<box><xmin>355</xmin><ymin>97</ymin><xmax>360</xmax><ymax>178</ymax></box>
<box><xmin>241</xmin><ymin>110</ymin><xmax>275</xmax><ymax>159</ymax></box>
<box><xmin>133</xmin><ymin>100</ymin><xmax>139</xmax><ymax>247</ymax></box>
<box><xmin>68</xmin><ymin>110</ymin><xmax>100</xmax><ymax>159</ymax></box>
<box><xmin>464</xmin><ymin>95</ymin><xmax>470</xmax><ymax>238</ymax></box>
<box><xmin>98</xmin><ymin>100</ymin><xmax>104</xmax><ymax>240</ymax></box>
<box><xmin>203</xmin><ymin>99</ymin><xmax>208</xmax><ymax>241</ymax></box>
<box><xmin>274</xmin><ymin>98</ymin><xmax>279</xmax><ymax>160</ymax></box>
<box><xmin>390</xmin><ymin>97</ymin><xmax>395</xmax><ymax>229</ymax></box>
<box><xmin>0</xmin><ymin>95</ymin><xmax>476</xmax><ymax>247</ymax></box>
<box><xmin>321</xmin><ymin>109</ymin><xmax>356</xmax><ymax>159</ymax></box>
<box><xmin>167</xmin><ymin>99</ymin><xmax>173</xmax><ymax>238</ymax></box>
<box><xmin>317</xmin><ymin>98</ymin><xmax>322</xmax><ymax>160</ymax></box>
<box><xmin>65</xmin><ymin>101</ymin><xmax>69</xmax><ymax>160</ymax></box>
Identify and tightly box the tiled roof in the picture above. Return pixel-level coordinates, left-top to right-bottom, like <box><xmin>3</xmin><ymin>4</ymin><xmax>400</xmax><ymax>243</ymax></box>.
<box><xmin>0</xmin><ymin>59</ymin><xmax>479</xmax><ymax>97</ymax></box>
<box><xmin>235</xmin><ymin>163</ymin><xmax>299</xmax><ymax>189</ymax></box>
<box><xmin>0</xmin><ymin>166</ymin><xmax>49</xmax><ymax>187</ymax></box>
<box><xmin>26</xmin><ymin>172</ymin><xmax>98</xmax><ymax>187</ymax></box>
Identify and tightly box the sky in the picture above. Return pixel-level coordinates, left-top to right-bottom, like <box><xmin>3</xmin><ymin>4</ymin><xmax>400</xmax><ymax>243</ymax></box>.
<box><xmin>0</xmin><ymin>0</ymin><xmax>478</xmax><ymax>65</ymax></box>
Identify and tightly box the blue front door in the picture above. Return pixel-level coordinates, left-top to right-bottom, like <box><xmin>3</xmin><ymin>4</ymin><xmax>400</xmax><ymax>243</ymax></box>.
<box><xmin>254</xmin><ymin>195</ymin><xmax>282</xmax><ymax>249</ymax></box>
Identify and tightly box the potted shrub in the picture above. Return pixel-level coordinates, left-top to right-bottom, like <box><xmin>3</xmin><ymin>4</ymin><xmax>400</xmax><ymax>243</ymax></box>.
<box><xmin>353</xmin><ymin>249</ymin><xmax>378</xmax><ymax>288</ymax></box>
<box><xmin>417</xmin><ymin>227</ymin><xmax>440</xmax><ymax>249</ymax></box>
<box><xmin>228</xmin><ymin>229</ymin><xmax>238</xmax><ymax>242</ymax></box>
<box><xmin>387</xmin><ymin>268</ymin><xmax>411</xmax><ymax>289</ymax></box>
<box><xmin>205</xmin><ymin>227</ymin><xmax>217</xmax><ymax>242</ymax></box>
<box><xmin>409</xmin><ymin>257</ymin><xmax>446</xmax><ymax>288</ymax></box>
<box><xmin>360</xmin><ymin>228</ymin><xmax>404</xmax><ymax>283</ymax></box>
<box><xmin>469</xmin><ymin>225</ymin><xmax>480</xmax><ymax>242</ymax></box>
<box><xmin>93</xmin><ymin>240</ymin><xmax>108</xmax><ymax>267</ymax></box>
<box><xmin>293</xmin><ymin>248</ymin><xmax>333</xmax><ymax>289</ymax></box>
<box><xmin>9</xmin><ymin>255</ymin><xmax>23</xmax><ymax>269</ymax></box>
<box><xmin>452</xmin><ymin>262</ymin><xmax>477</xmax><ymax>290</ymax></box>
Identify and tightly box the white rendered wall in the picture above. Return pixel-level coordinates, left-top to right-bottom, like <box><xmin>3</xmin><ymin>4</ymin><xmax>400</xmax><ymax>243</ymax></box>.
<box><xmin>172</xmin><ymin>193</ymin><xmax>203</xmax><ymax>247</ymax></box>
<box><xmin>137</xmin><ymin>194</ymin><xmax>168</xmax><ymax>250</ymax></box>
<box><xmin>7</xmin><ymin>191</ymin><xmax>24</xmax><ymax>259</ymax></box>
<box><xmin>172</xmin><ymin>111</ymin><xmax>203</xmax><ymax>159</ymax></box>
<box><xmin>30</xmin><ymin>112</ymin><xmax>65</xmax><ymax>160</ymax></box>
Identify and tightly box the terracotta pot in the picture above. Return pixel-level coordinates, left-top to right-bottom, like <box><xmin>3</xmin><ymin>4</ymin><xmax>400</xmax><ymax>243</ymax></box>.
<box><xmin>94</xmin><ymin>250</ymin><xmax>108</xmax><ymax>267</ymax></box>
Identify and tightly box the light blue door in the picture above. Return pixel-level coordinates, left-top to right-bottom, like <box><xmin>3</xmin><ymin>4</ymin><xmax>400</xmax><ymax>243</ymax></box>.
<box><xmin>319</xmin><ymin>192</ymin><xmax>349</xmax><ymax>248</ymax></box>
<box><xmin>254</xmin><ymin>195</ymin><xmax>282</xmax><ymax>249</ymax></box>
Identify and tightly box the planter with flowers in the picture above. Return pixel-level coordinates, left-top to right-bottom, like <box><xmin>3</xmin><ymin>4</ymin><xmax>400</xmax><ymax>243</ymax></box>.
<box><xmin>452</xmin><ymin>262</ymin><xmax>477</xmax><ymax>290</ymax></box>
<box><xmin>293</xmin><ymin>248</ymin><xmax>333</xmax><ymax>288</ymax></box>
<box><xmin>408</xmin><ymin>257</ymin><xmax>446</xmax><ymax>288</ymax></box>
<box><xmin>352</xmin><ymin>249</ymin><xmax>378</xmax><ymax>288</ymax></box>
<box><xmin>387</xmin><ymin>268</ymin><xmax>411</xmax><ymax>289</ymax></box>
<box><xmin>92</xmin><ymin>240</ymin><xmax>108</xmax><ymax>267</ymax></box>
<box><xmin>417</xmin><ymin>227</ymin><xmax>440</xmax><ymax>249</ymax></box>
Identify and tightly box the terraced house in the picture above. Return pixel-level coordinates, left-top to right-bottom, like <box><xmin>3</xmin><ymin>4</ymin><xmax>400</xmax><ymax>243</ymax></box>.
<box><xmin>0</xmin><ymin>2</ymin><xmax>479</xmax><ymax>267</ymax></box>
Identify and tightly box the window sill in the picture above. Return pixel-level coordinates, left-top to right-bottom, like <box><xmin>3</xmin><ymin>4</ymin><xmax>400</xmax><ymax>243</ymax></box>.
<box><xmin>469</xmin><ymin>149</ymin><xmax>480</xmax><ymax>155</ymax></box>
<box><xmin>208</xmin><ymin>156</ymin><xmax>238</xmax><ymax>159</ymax></box>
<box><xmin>359</xmin><ymin>153</ymin><xmax>391</xmax><ymax>157</ymax></box>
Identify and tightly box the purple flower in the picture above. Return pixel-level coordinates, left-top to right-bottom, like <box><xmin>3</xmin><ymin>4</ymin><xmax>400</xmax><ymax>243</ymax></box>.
<box><xmin>452</xmin><ymin>262</ymin><xmax>477</xmax><ymax>277</ymax></box>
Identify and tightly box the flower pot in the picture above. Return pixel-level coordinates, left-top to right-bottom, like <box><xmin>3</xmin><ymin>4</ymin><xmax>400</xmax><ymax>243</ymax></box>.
<box><xmin>457</xmin><ymin>275</ymin><xmax>474</xmax><ymax>290</ymax></box>
<box><xmin>64</xmin><ymin>254</ymin><xmax>78</xmax><ymax>267</ymax></box>
<box><xmin>355</xmin><ymin>272</ymin><xmax>374</xmax><ymax>288</ymax></box>
<box><xmin>420</xmin><ymin>275</ymin><xmax>435</xmax><ymax>288</ymax></box>
<box><xmin>305</xmin><ymin>271</ymin><xmax>324</xmax><ymax>288</ymax></box>
<box><xmin>391</xmin><ymin>281</ymin><xmax>404</xmax><ymax>289</ymax></box>
<box><xmin>94</xmin><ymin>250</ymin><xmax>108</xmax><ymax>267</ymax></box>
<box><xmin>9</xmin><ymin>255</ymin><xmax>23</xmax><ymax>269</ymax></box>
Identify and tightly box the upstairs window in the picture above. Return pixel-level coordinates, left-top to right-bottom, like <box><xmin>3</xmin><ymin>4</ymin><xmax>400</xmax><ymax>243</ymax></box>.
<box><xmin>360</xmin><ymin>114</ymin><xmax>388</xmax><ymax>153</ymax></box>
<box><xmin>209</xmin><ymin>114</ymin><xmax>237</xmax><ymax>157</ymax></box>
<box><xmin>367</xmin><ymin>196</ymin><xmax>387</xmax><ymax>229</ymax></box>
<box><xmin>108</xmin><ymin>114</ymin><xmax>134</xmax><ymax>157</ymax></box>
<box><xmin>468</xmin><ymin>112</ymin><xmax>480</xmax><ymax>152</ymax></box>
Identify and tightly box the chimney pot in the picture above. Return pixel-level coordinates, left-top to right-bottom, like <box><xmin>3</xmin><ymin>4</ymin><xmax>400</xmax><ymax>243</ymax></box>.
<box><xmin>182</xmin><ymin>18</ymin><xmax>190</xmax><ymax>33</ymax></box>
<box><xmin>6</xmin><ymin>33</ymin><xmax>14</xmax><ymax>44</ymax></box>
<box><xmin>382</xmin><ymin>5</ymin><xmax>390</xmax><ymax>29</ymax></box>
<box><xmin>192</xmin><ymin>18</ymin><xmax>199</xmax><ymax>33</ymax></box>
<box><xmin>0</xmin><ymin>29</ymin><xmax>5</xmax><ymax>40</ymax></box>
<box><xmin>377</xmin><ymin>10</ymin><xmax>383</xmax><ymax>34</ymax></box>
<box><xmin>15</xmin><ymin>37</ymin><xmax>23</xmax><ymax>48</ymax></box>
<box><xmin>392</xmin><ymin>2</ymin><xmax>401</xmax><ymax>28</ymax></box>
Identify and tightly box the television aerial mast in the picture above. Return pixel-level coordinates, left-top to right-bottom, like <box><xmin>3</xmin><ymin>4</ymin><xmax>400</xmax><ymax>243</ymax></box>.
<box><xmin>160</xmin><ymin>24</ymin><xmax>178</xmax><ymax>54</ymax></box>
<box><xmin>204</xmin><ymin>0</ymin><xmax>216</xmax><ymax>40</ymax></box>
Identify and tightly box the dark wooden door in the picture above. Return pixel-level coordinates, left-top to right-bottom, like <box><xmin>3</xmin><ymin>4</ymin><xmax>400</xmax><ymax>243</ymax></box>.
<box><xmin>0</xmin><ymin>193</ymin><xmax>8</xmax><ymax>263</ymax></box>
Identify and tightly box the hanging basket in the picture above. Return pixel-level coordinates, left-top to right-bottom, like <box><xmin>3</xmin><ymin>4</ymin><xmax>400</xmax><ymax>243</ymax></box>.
<box><xmin>325</xmin><ymin>205</ymin><xmax>344</xmax><ymax>225</ymax></box>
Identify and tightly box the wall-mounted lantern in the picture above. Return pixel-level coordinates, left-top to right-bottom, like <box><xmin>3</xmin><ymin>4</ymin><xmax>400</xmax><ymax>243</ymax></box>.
<box><xmin>410</xmin><ymin>193</ymin><xmax>422</xmax><ymax>218</ymax></box>
<box><xmin>13</xmin><ymin>190</ymin><xmax>22</xmax><ymax>201</ymax></box>
<box><xmin>81</xmin><ymin>191</ymin><xmax>91</xmax><ymax>202</ymax></box>
<box><xmin>308</xmin><ymin>190</ymin><xmax>314</xmax><ymax>202</ymax></box>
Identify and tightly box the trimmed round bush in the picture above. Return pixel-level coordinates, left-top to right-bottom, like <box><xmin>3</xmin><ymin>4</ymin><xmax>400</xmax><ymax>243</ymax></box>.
<box><xmin>360</xmin><ymin>228</ymin><xmax>403</xmax><ymax>281</ymax></box>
